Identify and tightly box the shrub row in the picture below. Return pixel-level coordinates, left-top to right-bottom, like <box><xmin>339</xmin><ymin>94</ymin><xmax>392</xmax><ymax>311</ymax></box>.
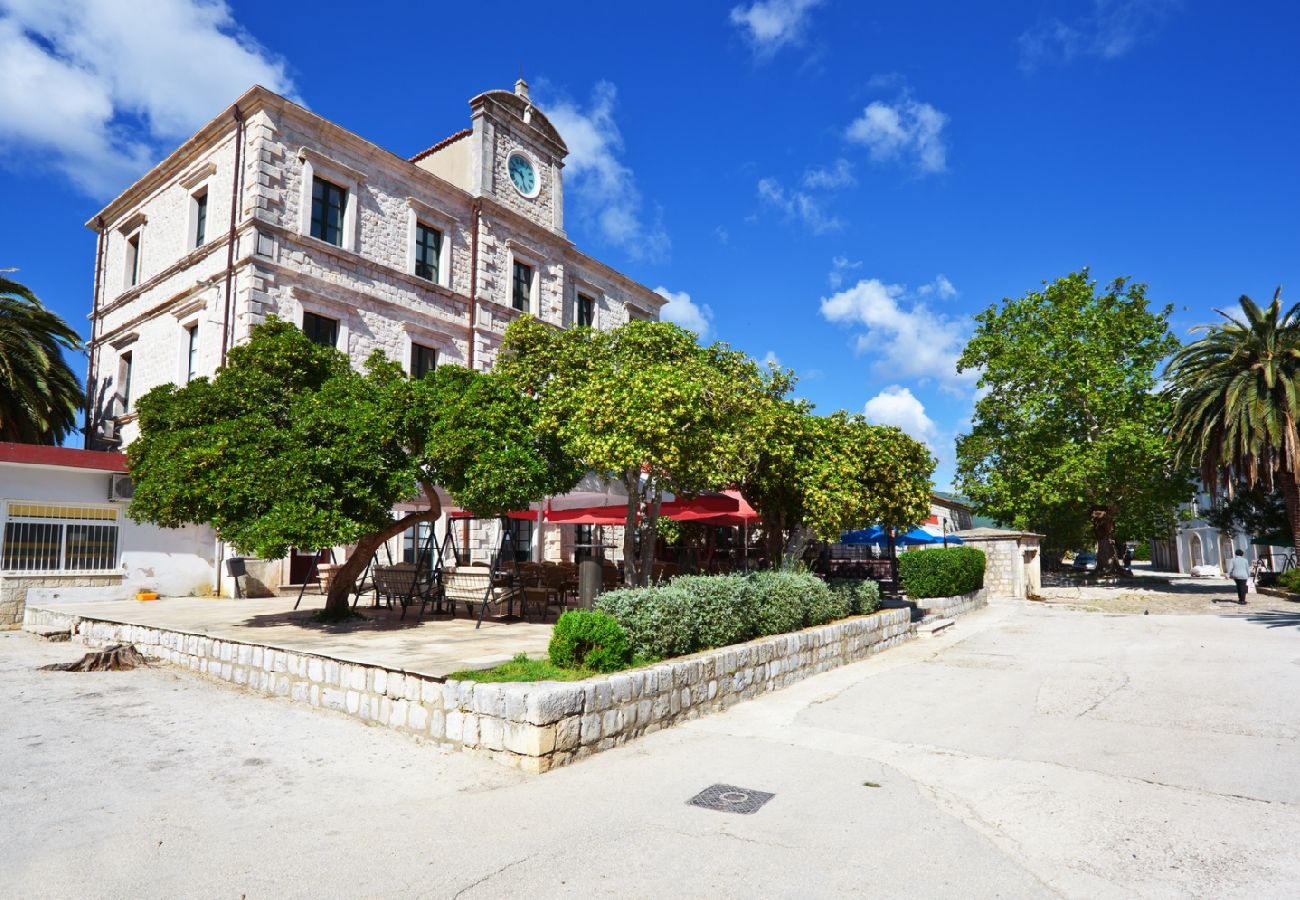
<box><xmin>589</xmin><ymin>570</ymin><xmax>880</xmax><ymax>663</ymax></box>
<box><xmin>896</xmin><ymin>546</ymin><xmax>985</xmax><ymax>599</ymax></box>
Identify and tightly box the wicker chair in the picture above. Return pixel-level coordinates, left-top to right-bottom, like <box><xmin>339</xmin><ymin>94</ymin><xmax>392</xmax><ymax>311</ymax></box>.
<box><xmin>441</xmin><ymin>566</ymin><xmax>522</xmax><ymax>628</ymax></box>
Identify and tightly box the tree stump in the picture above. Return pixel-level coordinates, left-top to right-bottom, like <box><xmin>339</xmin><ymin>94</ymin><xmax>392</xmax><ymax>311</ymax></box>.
<box><xmin>40</xmin><ymin>643</ymin><xmax>150</xmax><ymax>672</ymax></box>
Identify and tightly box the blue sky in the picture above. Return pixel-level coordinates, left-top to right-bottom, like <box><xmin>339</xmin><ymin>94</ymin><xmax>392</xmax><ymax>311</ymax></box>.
<box><xmin>1</xmin><ymin>0</ymin><xmax>1297</xmax><ymax>485</ymax></box>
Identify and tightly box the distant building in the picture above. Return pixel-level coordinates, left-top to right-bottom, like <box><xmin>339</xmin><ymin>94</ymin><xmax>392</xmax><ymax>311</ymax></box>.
<box><xmin>1150</xmin><ymin>485</ymin><xmax>1282</xmax><ymax>575</ymax></box>
<box><xmin>928</xmin><ymin>492</ymin><xmax>975</xmax><ymax>536</ymax></box>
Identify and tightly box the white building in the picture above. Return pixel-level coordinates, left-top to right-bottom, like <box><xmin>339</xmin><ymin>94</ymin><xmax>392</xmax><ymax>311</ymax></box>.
<box><xmin>0</xmin><ymin>443</ymin><xmax>215</xmax><ymax>627</ymax></box>
<box><xmin>81</xmin><ymin>80</ymin><xmax>665</xmax><ymax>592</ymax></box>
<box><xmin>1150</xmin><ymin>486</ymin><xmax>1282</xmax><ymax>575</ymax></box>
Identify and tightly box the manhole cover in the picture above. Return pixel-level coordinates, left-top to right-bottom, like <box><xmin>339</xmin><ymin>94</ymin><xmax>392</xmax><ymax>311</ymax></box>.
<box><xmin>687</xmin><ymin>783</ymin><xmax>775</xmax><ymax>815</ymax></box>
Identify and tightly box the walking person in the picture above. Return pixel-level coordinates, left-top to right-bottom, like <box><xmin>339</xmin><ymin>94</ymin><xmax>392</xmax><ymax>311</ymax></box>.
<box><xmin>1226</xmin><ymin>549</ymin><xmax>1251</xmax><ymax>605</ymax></box>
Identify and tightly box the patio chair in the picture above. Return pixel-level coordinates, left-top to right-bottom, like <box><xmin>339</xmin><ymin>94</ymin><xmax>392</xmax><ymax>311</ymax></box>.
<box><xmin>441</xmin><ymin>566</ymin><xmax>522</xmax><ymax>628</ymax></box>
<box><xmin>372</xmin><ymin>564</ymin><xmax>430</xmax><ymax>621</ymax></box>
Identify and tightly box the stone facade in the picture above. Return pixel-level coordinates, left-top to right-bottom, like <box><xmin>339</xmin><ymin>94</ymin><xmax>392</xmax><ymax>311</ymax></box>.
<box><xmin>25</xmin><ymin>592</ymin><xmax>986</xmax><ymax>773</ymax></box>
<box><xmin>83</xmin><ymin>80</ymin><xmax>665</xmax><ymax>585</ymax></box>
<box><xmin>1</xmin><ymin>574</ymin><xmax>122</xmax><ymax>629</ymax></box>
<box><xmin>955</xmin><ymin>528</ymin><xmax>1042</xmax><ymax>599</ymax></box>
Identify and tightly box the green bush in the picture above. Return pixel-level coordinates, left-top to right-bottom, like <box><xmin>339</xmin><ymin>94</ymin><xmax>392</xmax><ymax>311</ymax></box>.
<box><xmin>671</xmin><ymin>574</ymin><xmax>758</xmax><ymax>649</ymax></box>
<box><xmin>746</xmin><ymin>570</ymin><xmax>810</xmax><ymax>635</ymax></box>
<box><xmin>897</xmin><ymin>547</ymin><xmax>985</xmax><ymax>599</ymax></box>
<box><xmin>828</xmin><ymin>578</ymin><xmax>883</xmax><ymax>615</ymax></box>
<box><xmin>595</xmin><ymin>585</ymin><xmax>697</xmax><ymax>661</ymax></box>
<box><xmin>1277</xmin><ymin>568</ymin><xmax>1300</xmax><ymax>592</ymax></box>
<box><xmin>1133</xmin><ymin>541</ymin><xmax>1152</xmax><ymax>561</ymax></box>
<box><xmin>547</xmin><ymin>609</ymin><xmax>631</xmax><ymax>673</ymax></box>
<box><xmin>800</xmin><ymin>575</ymin><xmax>848</xmax><ymax>627</ymax></box>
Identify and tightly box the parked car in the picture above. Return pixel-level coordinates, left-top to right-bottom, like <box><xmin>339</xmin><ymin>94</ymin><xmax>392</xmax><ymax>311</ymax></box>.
<box><xmin>1072</xmin><ymin>552</ymin><xmax>1098</xmax><ymax>572</ymax></box>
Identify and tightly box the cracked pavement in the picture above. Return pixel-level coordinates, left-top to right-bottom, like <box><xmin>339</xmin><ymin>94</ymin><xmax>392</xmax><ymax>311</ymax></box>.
<box><xmin>3</xmin><ymin>594</ymin><xmax>1299</xmax><ymax>898</ymax></box>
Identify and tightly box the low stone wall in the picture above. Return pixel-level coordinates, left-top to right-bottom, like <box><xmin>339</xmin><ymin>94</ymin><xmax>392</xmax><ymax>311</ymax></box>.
<box><xmin>1</xmin><ymin>574</ymin><xmax>124</xmax><ymax>630</ymax></box>
<box><xmin>914</xmin><ymin>589</ymin><xmax>986</xmax><ymax>619</ymax></box>
<box><xmin>24</xmin><ymin>592</ymin><xmax>986</xmax><ymax>773</ymax></box>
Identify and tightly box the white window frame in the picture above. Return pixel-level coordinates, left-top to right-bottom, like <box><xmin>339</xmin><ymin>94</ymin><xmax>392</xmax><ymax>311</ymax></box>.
<box><xmin>506</xmin><ymin>241</ymin><xmax>541</xmax><ymax>315</ymax></box>
<box><xmin>117</xmin><ymin>211</ymin><xmax>147</xmax><ymax>292</ymax></box>
<box><xmin>570</xmin><ymin>277</ymin><xmax>604</xmax><ymax>329</ymax></box>
<box><xmin>188</xmin><ymin>186</ymin><xmax>210</xmax><ymax>250</ymax></box>
<box><xmin>405</xmin><ymin>198</ymin><xmax>454</xmax><ymax>289</ymax></box>
<box><xmin>178</xmin><ymin>319</ymin><xmax>200</xmax><ymax>383</ymax></box>
<box><xmin>0</xmin><ymin>501</ymin><xmax>123</xmax><ymax>575</ymax></box>
<box><xmin>298</xmin><ymin>147</ymin><xmax>364</xmax><ymax>252</ymax></box>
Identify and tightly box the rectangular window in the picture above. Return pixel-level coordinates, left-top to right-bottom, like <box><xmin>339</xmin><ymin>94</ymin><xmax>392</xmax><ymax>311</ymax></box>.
<box><xmin>574</xmin><ymin>524</ymin><xmax>596</xmax><ymax>562</ymax></box>
<box><xmin>185</xmin><ymin>324</ymin><xmax>199</xmax><ymax>382</ymax></box>
<box><xmin>301</xmin><ymin>312</ymin><xmax>339</xmax><ymax>348</ymax></box>
<box><xmin>414</xmin><ymin>223</ymin><xmax>442</xmax><ymax>282</ymax></box>
<box><xmin>125</xmin><ymin>233</ymin><xmax>141</xmax><ymax>287</ymax></box>
<box><xmin>193</xmin><ymin>190</ymin><xmax>208</xmax><ymax>248</ymax></box>
<box><xmin>310</xmin><ymin>177</ymin><xmax>347</xmax><ymax>246</ymax></box>
<box><xmin>506</xmin><ymin>518</ymin><xmax>533</xmax><ymax>562</ymax></box>
<box><xmin>410</xmin><ymin>343</ymin><xmax>437</xmax><ymax>380</ymax></box>
<box><xmin>402</xmin><ymin>522</ymin><xmax>435</xmax><ymax>570</ymax></box>
<box><xmin>2</xmin><ymin>504</ymin><xmax>120</xmax><ymax>573</ymax></box>
<box><xmin>576</xmin><ymin>293</ymin><xmax>595</xmax><ymax>327</ymax></box>
<box><xmin>512</xmin><ymin>262</ymin><xmax>532</xmax><ymax>312</ymax></box>
<box><xmin>119</xmin><ymin>352</ymin><xmax>133</xmax><ymax>411</ymax></box>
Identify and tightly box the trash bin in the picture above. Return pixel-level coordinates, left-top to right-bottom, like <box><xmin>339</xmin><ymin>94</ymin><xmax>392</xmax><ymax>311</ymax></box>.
<box><xmin>578</xmin><ymin>558</ymin><xmax>602</xmax><ymax>608</ymax></box>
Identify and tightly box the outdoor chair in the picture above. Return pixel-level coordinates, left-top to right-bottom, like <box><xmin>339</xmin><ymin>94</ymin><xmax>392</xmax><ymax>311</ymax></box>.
<box><xmin>372</xmin><ymin>564</ymin><xmax>431</xmax><ymax>621</ymax></box>
<box><xmin>441</xmin><ymin>565</ymin><xmax>522</xmax><ymax>628</ymax></box>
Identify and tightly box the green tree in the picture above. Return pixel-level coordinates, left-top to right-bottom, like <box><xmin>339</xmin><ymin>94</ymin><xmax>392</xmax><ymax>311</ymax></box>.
<box><xmin>128</xmin><ymin>319</ymin><xmax>579</xmax><ymax>618</ymax></box>
<box><xmin>1165</xmin><ymin>289</ymin><xmax>1300</xmax><ymax>558</ymax></box>
<box><xmin>740</xmin><ymin>399</ymin><xmax>935</xmax><ymax>565</ymax></box>
<box><xmin>498</xmin><ymin>317</ymin><xmax>774</xmax><ymax>585</ymax></box>
<box><xmin>0</xmin><ymin>270</ymin><xmax>84</xmax><ymax>444</ymax></box>
<box><xmin>956</xmin><ymin>270</ymin><xmax>1190</xmax><ymax>571</ymax></box>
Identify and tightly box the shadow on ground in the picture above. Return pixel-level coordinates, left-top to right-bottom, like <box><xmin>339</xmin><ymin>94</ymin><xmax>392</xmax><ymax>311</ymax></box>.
<box><xmin>1218</xmin><ymin>609</ymin><xmax>1300</xmax><ymax>630</ymax></box>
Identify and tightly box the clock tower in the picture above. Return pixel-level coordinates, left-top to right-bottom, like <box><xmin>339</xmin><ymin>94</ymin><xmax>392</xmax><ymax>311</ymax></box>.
<box><xmin>467</xmin><ymin>78</ymin><xmax>567</xmax><ymax>236</ymax></box>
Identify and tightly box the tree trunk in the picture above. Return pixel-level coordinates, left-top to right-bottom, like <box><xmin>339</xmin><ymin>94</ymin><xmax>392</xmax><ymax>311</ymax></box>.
<box><xmin>621</xmin><ymin>469</ymin><xmax>640</xmax><ymax>587</ymax></box>
<box><xmin>637</xmin><ymin>487</ymin><xmax>662</xmax><ymax>586</ymax></box>
<box><xmin>782</xmin><ymin>523</ymin><xmax>811</xmax><ymax>569</ymax></box>
<box><xmin>1091</xmin><ymin>506</ymin><xmax>1120</xmax><ymax>573</ymax></box>
<box><xmin>321</xmin><ymin>485</ymin><xmax>442</xmax><ymax>619</ymax></box>
<box><xmin>1279</xmin><ymin>469</ymin><xmax>1300</xmax><ymax>563</ymax></box>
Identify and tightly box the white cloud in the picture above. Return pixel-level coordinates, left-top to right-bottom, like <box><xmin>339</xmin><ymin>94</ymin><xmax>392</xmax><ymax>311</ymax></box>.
<box><xmin>846</xmin><ymin>93</ymin><xmax>949</xmax><ymax>175</ymax></box>
<box><xmin>545</xmin><ymin>81</ymin><xmax>669</xmax><ymax>262</ymax></box>
<box><xmin>863</xmin><ymin>385</ymin><xmax>938</xmax><ymax>446</ymax></box>
<box><xmin>0</xmin><ymin>0</ymin><xmax>297</xmax><ymax>196</ymax></box>
<box><xmin>762</xmin><ymin>350</ymin><xmax>782</xmax><ymax>368</ymax></box>
<box><xmin>654</xmin><ymin>286</ymin><xmax>713</xmax><ymax>341</ymax></box>
<box><xmin>757</xmin><ymin>177</ymin><xmax>843</xmax><ymax>234</ymax></box>
<box><xmin>820</xmin><ymin>276</ymin><xmax>976</xmax><ymax>391</ymax></box>
<box><xmin>801</xmin><ymin>158</ymin><xmax>856</xmax><ymax>190</ymax></box>
<box><xmin>714</xmin><ymin>226</ymin><xmax>730</xmax><ymax>245</ymax></box>
<box><xmin>729</xmin><ymin>0</ymin><xmax>823</xmax><ymax>59</ymax></box>
<box><xmin>916</xmin><ymin>274</ymin><xmax>957</xmax><ymax>300</ymax></box>
<box><xmin>829</xmin><ymin>255</ymin><xmax>862</xmax><ymax>290</ymax></box>
<box><xmin>1020</xmin><ymin>0</ymin><xmax>1177</xmax><ymax>71</ymax></box>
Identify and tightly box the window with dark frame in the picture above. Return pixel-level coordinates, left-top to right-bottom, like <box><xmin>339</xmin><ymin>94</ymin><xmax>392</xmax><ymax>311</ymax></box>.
<box><xmin>414</xmin><ymin>223</ymin><xmax>442</xmax><ymax>282</ymax></box>
<box><xmin>193</xmin><ymin>190</ymin><xmax>208</xmax><ymax>247</ymax></box>
<box><xmin>402</xmin><ymin>522</ymin><xmax>435</xmax><ymax>570</ymax></box>
<box><xmin>126</xmin><ymin>233</ymin><xmax>141</xmax><ymax>287</ymax></box>
<box><xmin>576</xmin><ymin>293</ymin><xmax>595</xmax><ymax>327</ymax></box>
<box><xmin>185</xmin><ymin>324</ymin><xmax>199</xmax><ymax>382</ymax></box>
<box><xmin>512</xmin><ymin>261</ymin><xmax>532</xmax><ymax>312</ymax></box>
<box><xmin>119</xmin><ymin>351</ymin><xmax>133</xmax><ymax>411</ymax></box>
<box><xmin>506</xmin><ymin>518</ymin><xmax>533</xmax><ymax>562</ymax></box>
<box><xmin>301</xmin><ymin>311</ymin><xmax>339</xmax><ymax>348</ymax></box>
<box><xmin>410</xmin><ymin>343</ymin><xmax>437</xmax><ymax>379</ymax></box>
<box><xmin>310</xmin><ymin>176</ymin><xmax>347</xmax><ymax>246</ymax></box>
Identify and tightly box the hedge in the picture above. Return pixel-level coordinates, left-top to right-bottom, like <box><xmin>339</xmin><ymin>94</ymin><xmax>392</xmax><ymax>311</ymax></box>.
<box><xmin>828</xmin><ymin>578</ymin><xmax>883</xmax><ymax>615</ymax></box>
<box><xmin>897</xmin><ymin>546</ymin><xmax>985</xmax><ymax>599</ymax></box>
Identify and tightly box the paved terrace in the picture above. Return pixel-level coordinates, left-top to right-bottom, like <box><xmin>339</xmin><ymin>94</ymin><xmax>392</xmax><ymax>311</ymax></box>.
<box><xmin>26</xmin><ymin>595</ymin><xmax>553</xmax><ymax>678</ymax></box>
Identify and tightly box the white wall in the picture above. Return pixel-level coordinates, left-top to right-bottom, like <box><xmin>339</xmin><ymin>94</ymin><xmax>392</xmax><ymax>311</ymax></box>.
<box><xmin>0</xmin><ymin>463</ymin><xmax>216</xmax><ymax>600</ymax></box>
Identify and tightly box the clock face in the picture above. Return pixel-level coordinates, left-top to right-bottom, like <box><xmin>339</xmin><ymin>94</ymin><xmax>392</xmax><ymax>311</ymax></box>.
<box><xmin>508</xmin><ymin>153</ymin><xmax>537</xmax><ymax>197</ymax></box>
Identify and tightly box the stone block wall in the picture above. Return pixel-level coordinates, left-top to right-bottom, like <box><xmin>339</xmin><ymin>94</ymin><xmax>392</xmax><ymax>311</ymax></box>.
<box><xmin>25</xmin><ymin>592</ymin><xmax>986</xmax><ymax>772</ymax></box>
<box><xmin>2</xmin><ymin>575</ymin><xmax>124</xmax><ymax>629</ymax></box>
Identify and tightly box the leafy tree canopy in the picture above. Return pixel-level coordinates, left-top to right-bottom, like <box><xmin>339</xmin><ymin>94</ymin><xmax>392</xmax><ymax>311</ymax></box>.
<box><xmin>498</xmin><ymin>317</ymin><xmax>779</xmax><ymax>584</ymax></box>
<box><xmin>129</xmin><ymin>318</ymin><xmax>578</xmax><ymax>615</ymax></box>
<box><xmin>956</xmin><ymin>270</ymin><xmax>1191</xmax><ymax>568</ymax></box>
<box><xmin>0</xmin><ymin>270</ymin><xmax>84</xmax><ymax>444</ymax></box>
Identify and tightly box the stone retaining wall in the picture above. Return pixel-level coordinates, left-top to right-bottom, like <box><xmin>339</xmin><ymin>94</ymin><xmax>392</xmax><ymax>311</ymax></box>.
<box><xmin>24</xmin><ymin>591</ymin><xmax>987</xmax><ymax>773</ymax></box>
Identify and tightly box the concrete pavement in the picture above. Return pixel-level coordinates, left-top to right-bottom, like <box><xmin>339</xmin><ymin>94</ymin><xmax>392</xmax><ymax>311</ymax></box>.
<box><xmin>3</xmin><ymin>596</ymin><xmax>1298</xmax><ymax>898</ymax></box>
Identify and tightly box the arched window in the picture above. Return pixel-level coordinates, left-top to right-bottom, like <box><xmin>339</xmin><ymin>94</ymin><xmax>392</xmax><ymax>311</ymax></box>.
<box><xmin>1190</xmin><ymin>533</ymin><xmax>1203</xmax><ymax>568</ymax></box>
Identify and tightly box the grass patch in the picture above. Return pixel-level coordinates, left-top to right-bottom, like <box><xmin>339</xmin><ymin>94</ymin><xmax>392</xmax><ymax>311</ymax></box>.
<box><xmin>448</xmin><ymin>653</ymin><xmax>595</xmax><ymax>683</ymax></box>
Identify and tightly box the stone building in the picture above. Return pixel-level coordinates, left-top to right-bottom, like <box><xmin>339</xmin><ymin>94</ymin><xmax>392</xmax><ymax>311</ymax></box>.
<box><xmin>81</xmin><ymin>80</ymin><xmax>664</xmax><ymax>592</ymax></box>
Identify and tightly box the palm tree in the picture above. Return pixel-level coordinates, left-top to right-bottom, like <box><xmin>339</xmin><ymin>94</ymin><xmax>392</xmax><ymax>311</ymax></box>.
<box><xmin>0</xmin><ymin>271</ymin><xmax>84</xmax><ymax>444</ymax></box>
<box><xmin>1165</xmin><ymin>288</ymin><xmax>1300</xmax><ymax>559</ymax></box>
